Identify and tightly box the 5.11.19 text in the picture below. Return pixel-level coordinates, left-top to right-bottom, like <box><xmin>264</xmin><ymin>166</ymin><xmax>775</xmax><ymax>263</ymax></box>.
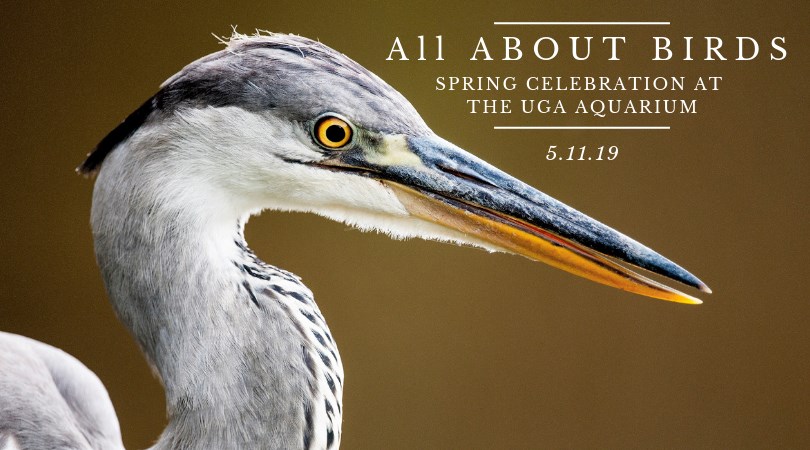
<box><xmin>546</xmin><ymin>145</ymin><xmax>619</xmax><ymax>161</ymax></box>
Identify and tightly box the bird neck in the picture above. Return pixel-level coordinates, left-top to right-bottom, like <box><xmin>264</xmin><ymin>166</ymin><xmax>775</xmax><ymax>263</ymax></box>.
<box><xmin>89</xmin><ymin>141</ymin><xmax>342</xmax><ymax>448</ymax></box>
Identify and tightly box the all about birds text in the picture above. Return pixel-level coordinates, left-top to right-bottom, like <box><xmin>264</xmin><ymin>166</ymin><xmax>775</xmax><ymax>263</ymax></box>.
<box><xmin>386</xmin><ymin>35</ymin><xmax>787</xmax><ymax>61</ymax></box>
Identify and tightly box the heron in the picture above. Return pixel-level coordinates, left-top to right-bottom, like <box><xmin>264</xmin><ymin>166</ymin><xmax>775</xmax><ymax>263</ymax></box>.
<box><xmin>0</xmin><ymin>32</ymin><xmax>710</xmax><ymax>449</ymax></box>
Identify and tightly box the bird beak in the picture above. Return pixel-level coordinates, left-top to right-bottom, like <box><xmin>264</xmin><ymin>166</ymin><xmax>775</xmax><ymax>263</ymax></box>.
<box><xmin>320</xmin><ymin>134</ymin><xmax>711</xmax><ymax>304</ymax></box>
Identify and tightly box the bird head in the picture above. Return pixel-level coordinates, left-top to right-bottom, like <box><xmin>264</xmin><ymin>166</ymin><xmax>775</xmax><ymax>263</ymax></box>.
<box><xmin>79</xmin><ymin>32</ymin><xmax>710</xmax><ymax>304</ymax></box>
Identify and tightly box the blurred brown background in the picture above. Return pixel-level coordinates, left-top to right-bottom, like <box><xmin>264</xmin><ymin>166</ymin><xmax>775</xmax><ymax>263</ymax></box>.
<box><xmin>1</xmin><ymin>1</ymin><xmax>807</xmax><ymax>448</ymax></box>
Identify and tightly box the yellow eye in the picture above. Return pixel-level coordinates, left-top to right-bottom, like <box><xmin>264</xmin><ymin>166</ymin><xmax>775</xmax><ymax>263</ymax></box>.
<box><xmin>314</xmin><ymin>116</ymin><xmax>352</xmax><ymax>149</ymax></box>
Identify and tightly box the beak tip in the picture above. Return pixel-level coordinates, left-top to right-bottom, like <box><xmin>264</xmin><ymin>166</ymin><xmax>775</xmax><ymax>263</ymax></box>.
<box><xmin>698</xmin><ymin>282</ymin><xmax>713</xmax><ymax>295</ymax></box>
<box><xmin>655</xmin><ymin>288</ymin><xmax>704</xmax><ymax>305</ymax></box>
<box><xmin>674</xmin><ymin>293</ymin><xmax>703</xmax><ymax>305</ymax></box>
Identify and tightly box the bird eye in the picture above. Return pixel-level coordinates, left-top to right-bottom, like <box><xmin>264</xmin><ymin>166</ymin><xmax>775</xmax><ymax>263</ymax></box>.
<box><xmin>314</xmin><ymin>116</ymin><xmax>353</xmax><ymax>149</ymax></box>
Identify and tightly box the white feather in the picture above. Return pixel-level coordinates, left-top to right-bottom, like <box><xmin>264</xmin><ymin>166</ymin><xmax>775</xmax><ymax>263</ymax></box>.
<box><xmin>126</xmin><ymin>106</ymin><xmax>502</xmax><ymax>253</ymax></box>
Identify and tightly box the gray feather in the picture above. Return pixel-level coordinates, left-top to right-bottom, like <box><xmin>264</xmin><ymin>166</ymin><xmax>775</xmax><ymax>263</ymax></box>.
<box><xmin>0</xmin><ymin>332</ymin><xmax>124</xmax><ymax>450</ymax></box>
